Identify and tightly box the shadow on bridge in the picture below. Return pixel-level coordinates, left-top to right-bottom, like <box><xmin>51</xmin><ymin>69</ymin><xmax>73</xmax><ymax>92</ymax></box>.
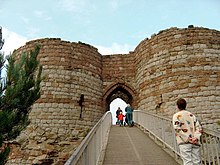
<box><xmin>103</xmin><ymin>125</ymin><xmax>179</xmax><ymax>165</ymax></box>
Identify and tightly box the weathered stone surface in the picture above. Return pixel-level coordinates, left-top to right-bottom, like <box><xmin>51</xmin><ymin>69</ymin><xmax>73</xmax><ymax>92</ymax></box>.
<box><xmin>6</xmin><ymin>26</ymin><xmax>220</xmax><ymax>164</ymax></box>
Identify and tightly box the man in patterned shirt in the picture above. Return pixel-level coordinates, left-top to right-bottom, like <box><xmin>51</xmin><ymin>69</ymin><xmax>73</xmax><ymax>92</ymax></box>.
<box><xmin>173</xmin><ymin>98</ymin><xmax>202</xmax><ymax>165</ymax></box>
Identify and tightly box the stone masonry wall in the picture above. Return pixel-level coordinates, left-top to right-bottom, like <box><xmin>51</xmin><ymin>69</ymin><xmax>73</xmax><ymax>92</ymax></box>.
<box><xmin>102</xmin><ymin>53</ymin><xmax>136</xmax><ymax>106</ymax></box>
<box><xmin>134</xmin><ymin>27</ymin><xmax>220</xmax><ymax>126</ymax></box>
<box><xmin>102</xmin><ymin>54</ymin><xmax>135</xmax><ymax>87</ymax></box>
<box><xmin>5</xmin><ymin>26</ymin><xmax>220</xmax><ymax>164</ymax></box>
<box><xmin>7</xmin><ymin>39</ymin><xmax>104</xmax><ymax>164</ymax></box>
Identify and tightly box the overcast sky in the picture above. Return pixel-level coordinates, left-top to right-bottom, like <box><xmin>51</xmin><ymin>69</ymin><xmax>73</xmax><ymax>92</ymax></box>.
<box><xmin>1</xmin><ymin>0</ymin><xmax>220</xmax><ymax>122</ymax></box>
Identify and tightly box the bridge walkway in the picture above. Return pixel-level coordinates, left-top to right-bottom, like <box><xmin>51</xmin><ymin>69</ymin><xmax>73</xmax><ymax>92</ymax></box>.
<box><xmin>103</xmin><ymin>125</ymin><xmax>179</xmax><ymax>165</ymax></box>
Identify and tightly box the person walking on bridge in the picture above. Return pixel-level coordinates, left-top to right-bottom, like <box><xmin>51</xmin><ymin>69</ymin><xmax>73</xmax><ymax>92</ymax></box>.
<box><xmin>172</xmin><ymin>98</ymin><xmax>202</xmax><ymax>165</ymax></box>
<box><xmin>118</xmin><ymin>111</ymin><xmax>125</xmax><ymax>127</ymax></box>
<box><xmin>125</xmin><ymin>104</ymin><xmax>133</xmax><ymax>127</ymax></box>
<box><xmin>116</xmin><ymin>107</ymin><xmax>122</xmax><ymax>125</ymax></box>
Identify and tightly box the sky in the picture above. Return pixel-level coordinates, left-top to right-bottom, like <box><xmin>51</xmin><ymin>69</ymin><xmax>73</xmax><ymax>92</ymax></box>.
<box><xmin>1</xmin><ymin>0</ymin><xmax>220</xmax><ymax>123</ymax></box>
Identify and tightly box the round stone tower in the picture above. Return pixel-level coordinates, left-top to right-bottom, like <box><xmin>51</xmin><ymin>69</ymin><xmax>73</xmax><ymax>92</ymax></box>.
<box><xmin>6</xmin><ymin>26</ymin><xmax>220</xmax><ymax>164</ymax></box>
<box><xmin>7</xmin><ymin>39</ymin><xmax>104</xmax><ymax>164</ymax></box>
<box><xmin>134</xmin><ymin>27</ymin><xmax>220</xmax><ymax>126</ymax></box>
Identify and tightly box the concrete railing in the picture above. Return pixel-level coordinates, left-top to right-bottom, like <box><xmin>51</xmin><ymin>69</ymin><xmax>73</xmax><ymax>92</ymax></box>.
<box><xmin>133</xmin><ymin>110</ymin><xmax>220</xmax><ymax>165</ymax></box>
<box><xmin>65</xmin><ymin>111</ymin><xmax>112</xmax><ymax>165</ymax></box>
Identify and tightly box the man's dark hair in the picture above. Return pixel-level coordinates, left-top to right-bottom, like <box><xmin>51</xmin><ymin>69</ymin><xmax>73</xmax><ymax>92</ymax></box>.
<box><xmin>177</xmin><ymin>98</ymin><xmax>187</xmax><ymax>110</ymax></box>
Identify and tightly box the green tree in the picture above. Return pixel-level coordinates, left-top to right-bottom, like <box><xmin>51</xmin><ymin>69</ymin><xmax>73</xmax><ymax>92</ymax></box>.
<box><xmin>0</xmin><ymin>45</ymin><xmax>42</xmax><ymax>164</ymax></box>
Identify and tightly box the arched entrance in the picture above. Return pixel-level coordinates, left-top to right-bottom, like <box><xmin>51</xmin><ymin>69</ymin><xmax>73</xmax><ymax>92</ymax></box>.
<box><xmin>110</xmin><ymin>98</ymin><xmax>127</xmax><ymax>124</ymax></box>
<box><xmin>103</xmin><ymin>82</ymin><xmax>136</xmax><ymax>112</ymax></box>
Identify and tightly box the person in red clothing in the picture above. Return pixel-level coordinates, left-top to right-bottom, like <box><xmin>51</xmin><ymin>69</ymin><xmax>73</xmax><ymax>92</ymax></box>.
<box><xmin>116</xmin><ymin>107</ymin><xmax>122</xmax><ymax>125</ymax></box>
<box><xmin>117</xmin><ymin>111</ymin><xmax>125</xmax><ymax>127</ymax></box>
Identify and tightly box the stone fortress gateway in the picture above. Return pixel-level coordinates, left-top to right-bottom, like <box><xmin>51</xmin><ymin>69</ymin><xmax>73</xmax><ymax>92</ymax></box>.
<box><xmin>7</xmin><ymin>26</ymin><xmax>220</xmax><ymax>164</ymax></box>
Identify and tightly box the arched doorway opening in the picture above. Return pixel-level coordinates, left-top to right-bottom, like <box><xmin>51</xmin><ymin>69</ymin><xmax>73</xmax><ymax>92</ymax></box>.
<box><xmin>110</xmin><ymin>98</ymin><xmax>127</xmax><ymax>125</ymax></box>
<box><xmin>102</xmin><ymin>82</ymin><xmax>136</xmax><ymax>121</ymax></box>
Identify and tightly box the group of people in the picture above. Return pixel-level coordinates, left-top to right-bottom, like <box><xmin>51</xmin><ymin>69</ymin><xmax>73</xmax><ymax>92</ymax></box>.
<box><xmin>115</xmin><ymin>99</ymin><xmax>203</xmax><ymax>165</ymax></box>
<box><xmin>116</xmin><ymin>104</ymin><xmax>133</xmax><ymax>127</ymax></box>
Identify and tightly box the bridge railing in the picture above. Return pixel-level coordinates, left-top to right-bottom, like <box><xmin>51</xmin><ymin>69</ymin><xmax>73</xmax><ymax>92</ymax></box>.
<box><xmin>133</xmin><ymin>110</ymin><xmax>220</xmax><ymax>165</ymax></box>
<box><xmin>65</xmin><ymin>111</ymin><xmax>112</xmax><ymax>165</ymax></box>
<box><xmin>201</xmin><ymin>128</ymin><xmax>220</xmax><ymax>165</ymax></box>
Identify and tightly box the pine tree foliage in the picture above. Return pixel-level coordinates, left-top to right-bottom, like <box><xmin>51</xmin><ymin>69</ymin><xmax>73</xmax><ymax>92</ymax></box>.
<box><xmin>2</xmin><ymin>45</ymin><xmax>42</xmax><ymax>115</ymax></box>
<box><xmin>0</xmin><ymin>45</ymin><xmax>42</xmax><ymax>164</ymax></box>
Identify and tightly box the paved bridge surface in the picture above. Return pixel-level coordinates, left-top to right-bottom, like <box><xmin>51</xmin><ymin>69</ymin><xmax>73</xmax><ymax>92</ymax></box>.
<box><xmin>65</xmin><ymin>111</ymin><xmax>219</xmax><ymax>165</ymax></box>
<box><xmin>103</xmin><ymin>125</ymin><xmax>179</xmax><ymax>165</ymax></box>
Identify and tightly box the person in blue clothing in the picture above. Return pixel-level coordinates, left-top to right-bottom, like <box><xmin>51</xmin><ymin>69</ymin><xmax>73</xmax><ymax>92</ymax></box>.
<box><xmin>125</xmin><ymin>104</ymin><xmax>133</xmax><ymax>127</ymax></box>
